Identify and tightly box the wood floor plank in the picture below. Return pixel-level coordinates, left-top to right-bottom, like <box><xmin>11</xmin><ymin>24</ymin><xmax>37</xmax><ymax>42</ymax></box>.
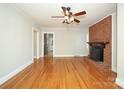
<box><xmin>0</xmin><ymin>57</ymin><xmax>121</xmax><ymax>89</ymax></box>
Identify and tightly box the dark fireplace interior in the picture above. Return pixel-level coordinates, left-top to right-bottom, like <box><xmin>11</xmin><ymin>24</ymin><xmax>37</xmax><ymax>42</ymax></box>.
<box><xmin>87</xmin><ymin>42</ymin><xmax>109</xmax><ymax>62</ymax></box>
<box><xmin>90</xmin><ymin>44</ymin><xmax>104</xmax><ymax>61</ymax></box>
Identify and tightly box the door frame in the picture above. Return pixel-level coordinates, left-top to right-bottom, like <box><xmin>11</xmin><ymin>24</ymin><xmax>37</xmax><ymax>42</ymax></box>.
<box><xmin>32</xmin><ymin>27</ymin><xmax>40</xmax><ymax>59</ymax></box>
<box><xmin>42</xmin><ymin>32</ymin><xmax>55</xmax><ymax>57</ymax></box>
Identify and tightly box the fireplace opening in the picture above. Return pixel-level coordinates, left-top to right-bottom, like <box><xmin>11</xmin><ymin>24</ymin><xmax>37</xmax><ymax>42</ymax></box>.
<box><xmin>87</xmin><ymin>42</ymin><xmax>109</xmax><ymax>62</ymax></box>
<box><xmin>90</xmin><ymin>45</ymin><xmax>104</xmax><ymax>61</ymax></box>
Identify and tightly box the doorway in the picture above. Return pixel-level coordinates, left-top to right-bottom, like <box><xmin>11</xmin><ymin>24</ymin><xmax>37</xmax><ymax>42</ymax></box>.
<box><xmin>32</xmin><ymin>28</ymin><xmax>40</xmax><ymax>59</ymax></box>
<box><xmin>42</xmin><ymin>32</ymin><xmax>54</xmax><ymax>57</ymax></box>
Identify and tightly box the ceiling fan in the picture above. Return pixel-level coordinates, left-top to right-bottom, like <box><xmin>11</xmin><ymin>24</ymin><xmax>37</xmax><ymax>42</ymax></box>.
<box><xmin>51</xmin><ymin>6</ymin><xmax>86</xmax><ymax>24</ymax></box>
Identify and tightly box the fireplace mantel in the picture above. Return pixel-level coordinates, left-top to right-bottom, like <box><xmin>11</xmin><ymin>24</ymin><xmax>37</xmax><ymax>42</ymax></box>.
<box><xmin>87</xmin><ymin>42</ymin><xmax>109</xmax><ymax>48</ymax></box>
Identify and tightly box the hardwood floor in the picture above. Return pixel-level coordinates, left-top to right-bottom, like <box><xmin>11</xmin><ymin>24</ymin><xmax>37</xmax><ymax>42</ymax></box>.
<box><xmin>0</xmin><ymin>57</ymin><xmax>121</xmax><ymax>89</ymax></box>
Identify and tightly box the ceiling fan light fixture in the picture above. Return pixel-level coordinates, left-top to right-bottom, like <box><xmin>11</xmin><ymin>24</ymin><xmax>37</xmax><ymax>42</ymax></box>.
<box><xmin>64</xmin><ymin>16</ymin><xmax>69</xmax><ymax>20</ymax></box>
<box><xmin>67</xmin><ymin>19</ymin><xmax>70</xmax><ymax>23</ymax></box>
<box><xmin>70</xmin><ymin>16</ymin><xmax>74</xmax><ymax>22</ymax></box>
<box><xmin>65</xmin><ymin>10</ymin><xmax>69</xmax><ymax>15</ymax></box>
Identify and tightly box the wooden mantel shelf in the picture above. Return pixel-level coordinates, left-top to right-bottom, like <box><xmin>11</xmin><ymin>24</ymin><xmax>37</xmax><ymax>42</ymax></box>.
<box><xmin>87</xmin><ymin>42</ymin><xmax>109</xmax><ymax>45</ymax></box>
<box><xmin>87</xmin><ymin>42</ymin><xmax>109</xmax><ymax>48</ymax></box>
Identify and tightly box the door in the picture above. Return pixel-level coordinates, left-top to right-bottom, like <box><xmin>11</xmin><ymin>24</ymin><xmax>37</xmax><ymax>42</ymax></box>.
<box><xmin>43</xmin><ymin>33</ymin><xmax>54</xmax><ymax>57</ymax></box>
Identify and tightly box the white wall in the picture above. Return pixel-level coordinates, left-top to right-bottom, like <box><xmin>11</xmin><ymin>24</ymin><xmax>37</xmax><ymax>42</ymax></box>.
<box><xmin>41</xmin><ymin>27</ymin><xmax>89</xmax><ymax>57</ymax></box>
<box><xmin>116</xmin><ymin>4</ymin><xmax>124</xmax><ymax>88</ymax></box>
<box><xmin>0</xmin><ymin>4</ymin><xmax>40</xmax><ymax>83</ymax></box>
<box><xmin>111</xmin><ymin>12</ymin><xmax>117</xmax><ymax>72</ymax></box>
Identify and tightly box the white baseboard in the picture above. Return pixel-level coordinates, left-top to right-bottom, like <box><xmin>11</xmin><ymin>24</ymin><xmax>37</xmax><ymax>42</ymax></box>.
<box><xmin>116</xmin><ymin>78</ymin><xmax>124</xmax><ymax>88</ymax></box>
<box><xmin>0</xmin><ymin>60</ymin><xmax>33</xmax><ymax>85</ymax></box>
<box><xmin>40</xmin><ymin>55</ymin><xmax>74</xmax><ymax>57</ymax></box>
<box><xmin>34</xmin><ymin>56</ymin><xmax>40</xmax><ymax>59</ymax></box>
<box><xmin>54</xmin><ymin>54</ymin><xmax>87</xmax><ymax>57</ymax></box>
<box><xmin>40</xmin><ymin>55</ymin><xmax>43</xmax><ymax>57</ymax></box>
<box><xmin>54</xmin><ymin>55</ymin><xmax>74</xmax><ymax>57</ymax></box>
<box><xmin>76</xmin><ymin>55</ymin><xmax>88</xmax><ymax>57</ymax></box>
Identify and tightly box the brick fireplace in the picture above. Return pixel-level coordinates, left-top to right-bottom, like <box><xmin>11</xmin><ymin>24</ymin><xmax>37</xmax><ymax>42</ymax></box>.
<box><xmin>88</xmin><ymin>42</ymin><xmax>109</xmax><ymax>62</ymax></box>
<box><xmin>89</xmin><ymin>16</ymin><xmax>112</xmax><ymax>67</ymax></box>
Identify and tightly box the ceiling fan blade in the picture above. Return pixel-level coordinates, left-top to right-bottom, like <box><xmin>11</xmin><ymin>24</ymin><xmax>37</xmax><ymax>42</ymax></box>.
<box><xmin>51</xmin><ymin>16</ymin><xmax>64</xmax><ymax>18</ymax></box>
<box><xmin>74</xmin><ymin>18</ymin><xmax>80</xmax><ymax>23</ymax></box>
<box><xmin>73</xmin><ymin>11</ymin><xmax>86</xmax><ymax>16</ymax></box>
<box><xmin>61</xmin><ymin>6</ymin><xmax>67</xmax><ymax>16</ymax></box>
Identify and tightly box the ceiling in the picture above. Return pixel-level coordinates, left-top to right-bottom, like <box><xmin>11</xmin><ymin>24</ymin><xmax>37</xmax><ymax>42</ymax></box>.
<box><xmin>13</xmin><ymin>3</ymin><xmax>116</xmax><ymax>27</ymax></box>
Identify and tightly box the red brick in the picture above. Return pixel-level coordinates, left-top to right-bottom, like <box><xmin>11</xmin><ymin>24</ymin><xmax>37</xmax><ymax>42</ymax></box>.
<box><xmin>89</xmin><ymin>16</ymin><xmax>112</xmax><ymax>68</ymax></box>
